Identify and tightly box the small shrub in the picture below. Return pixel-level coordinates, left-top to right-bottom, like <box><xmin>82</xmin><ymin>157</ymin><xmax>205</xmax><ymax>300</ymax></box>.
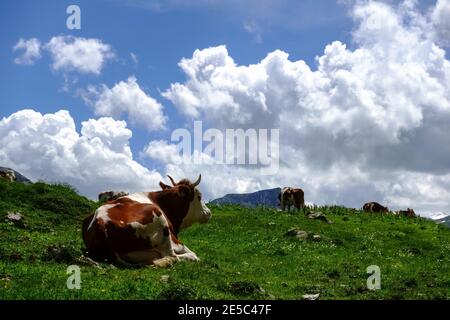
<box><xmin>404</xmin><ymin>278</ymin><xmax>418</xmax><ymax>288</ymax></box>
<box><xmin>326</xmin><ymin>270</ymin><xmax>340</xmax><ymax>279</ymax></box>
<box><xmin>225</xmin><ymin>280</ymin><xmax>265</xmax><ymax>297</ymax></box>
<box><xmin>157</xmin><ymin>282</ymin><xmax>198</xmax><ymax>300</ymax></box>
<box><xmin>42</xmin><ymin>244</ymin><xmax>79</xmax><ymax>263</ymax></box>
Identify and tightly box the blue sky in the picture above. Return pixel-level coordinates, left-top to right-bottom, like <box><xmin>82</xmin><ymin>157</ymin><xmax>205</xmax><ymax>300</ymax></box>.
<box><xmin>0</xmin><ymin>0</ymin><xmax>352</xmax><ymax>159</ymax></box>
<box><xmin>1</xmin><ymin>0</ymin><xmax>450</xmax><ymax>216</ymax></box>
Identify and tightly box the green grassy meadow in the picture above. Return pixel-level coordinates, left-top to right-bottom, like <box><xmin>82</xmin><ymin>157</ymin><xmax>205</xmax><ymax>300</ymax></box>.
<box><xmin>1</xmin><ymin>179</ymin><xmax>449</xmax><ymax>300</ymax></box>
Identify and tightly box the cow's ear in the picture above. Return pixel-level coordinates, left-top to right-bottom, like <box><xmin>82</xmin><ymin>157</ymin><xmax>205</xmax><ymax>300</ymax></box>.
<box><xmin>159</xmin><ymin>181</ymin><xmax>171</xmax><ymax>190</ymax></box>
<box><xmin>177</xmin><ymin>185</ymin><xmax>192</xmax><ymax>199</ymax></box>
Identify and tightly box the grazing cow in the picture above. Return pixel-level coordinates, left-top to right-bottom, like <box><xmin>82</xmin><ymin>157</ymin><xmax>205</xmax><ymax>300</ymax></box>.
<box><xmin>278</xmin><ymin>187</ymin><xmax>305</xmax><ymax>212</ymax></box>
<box><xmin>363</xmin><ymin>202</ymin><xmax>389</xmax><ymax>213</ymax></box>
<box><xmin>82</xmin><ymin>175</ymin><xmax>211</xmax><ymax>267</ymax></box>
<box><xmin>98</xmin><ymin>191</ymin><xmax>129</xmax><ymax>203</ymax></box>
<box><xmin>362</xmin><ymin>202</ymin><xmax>389</xmax><ymax>213</ymax></box>
<box><xmin>397</xmin><ymin>208</ymin><xmax>416</xmax><ymax>218</ymax></box>
<box><xmin>0</xmin><ymin>170</ymin><xmax>16</xmax><ymax>182</ymax></box>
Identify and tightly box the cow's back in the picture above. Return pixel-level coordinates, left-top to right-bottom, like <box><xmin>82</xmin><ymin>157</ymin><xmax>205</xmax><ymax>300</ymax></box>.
<box><xmin>82</xmin><ymin>197</ymin><xmax>171</xmax><ymax>262</ymax></box>
<box><xmin>363</xmin><ymin>202</ymin><xmax>388</xmax><ymax>213</ymax></box>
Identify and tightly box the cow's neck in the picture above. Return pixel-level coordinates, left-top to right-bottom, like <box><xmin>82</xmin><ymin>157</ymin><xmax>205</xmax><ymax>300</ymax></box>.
<box><xmin>149</xmin><ymin>191</ymin><xmax>190</xmax><ymax>235</ymax></box>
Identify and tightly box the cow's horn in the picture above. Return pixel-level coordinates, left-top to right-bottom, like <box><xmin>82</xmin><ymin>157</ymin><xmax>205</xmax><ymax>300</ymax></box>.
<box><xmin>192</xmin><ymin>174</ymin><xmax>202</xmax><ymax>187</ymax></box>
<box><xmin>167</xmin><ymin>175</ymin><xmax>177</xmax><ymax>186</ymax></box>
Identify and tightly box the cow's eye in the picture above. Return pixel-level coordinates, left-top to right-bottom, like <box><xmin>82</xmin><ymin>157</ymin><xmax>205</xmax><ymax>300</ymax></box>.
<box><xmin>198</xmin><ymin>195</ymin><xmax>202</xmax><ymax>201</ymax></box>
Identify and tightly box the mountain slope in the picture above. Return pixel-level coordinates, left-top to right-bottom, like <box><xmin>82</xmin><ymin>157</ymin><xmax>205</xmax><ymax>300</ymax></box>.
<box><xmin>431</xmin><ymin>213</ymin><xmax>450</xmax><ymax>228</ymax></box>
<box><xmin>210</xmin><ymin>187</ymin><xmax>281</xmax><ymax>208</ymax></box>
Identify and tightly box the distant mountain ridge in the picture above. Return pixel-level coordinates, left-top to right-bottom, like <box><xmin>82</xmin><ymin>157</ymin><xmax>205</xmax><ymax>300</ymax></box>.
<box><xmin>210</xmin><ymin>187</ymin><xmax>281</xmax><ymax>208</ymax></box>
<box><xmin>431</xmin><ymin>213</ymin><xmax>450</xmax><ymax>228</ymax></box>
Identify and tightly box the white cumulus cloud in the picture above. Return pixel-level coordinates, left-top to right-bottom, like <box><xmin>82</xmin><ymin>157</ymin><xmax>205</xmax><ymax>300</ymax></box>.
<box><xmin>158</xmin><ymin>0</ymin><xmax>450</xmax><ymax>215</ymax></box>
<box><xmin>45</xmin><ymin>35</ymin><xmax>115</xmax><ymax>74</ymax></box>
<box><xmin>432</xmin><ymin>0</ymin><xmax>450</xmax><ymax>47</ymax></box>
<box><xmin>13</xmin><ymin>38</ymin><xmax>42</xmax><ymax>65</ymax></box>
<box><xmin>81</xmin><ymin>76</ymin><xmax>167</xmax><ymax>131</ymax></box>
<box><xmin>0</xmin><ymin>109</ymin><xmax>163</xmax><ymax>199</ymax></box>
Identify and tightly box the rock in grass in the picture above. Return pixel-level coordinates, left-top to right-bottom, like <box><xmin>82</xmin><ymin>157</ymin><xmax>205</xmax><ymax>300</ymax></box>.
<box><xmin>307</xmin><ymin>212</ymin><xmax>332</xmax><ymax>224</ymax></box>
<box><xmin>302</xmin><ymin>293</ymin><xmax>320</xmax><ymax>300</ymax></box>
<box><xmin>43</xmin><ymin>245</ymin><xmax>78</xmax><ymax>263</ymax></box>
<box><xmin>312</xmin><ymin>235</ymin><xmax>321</xmax><ymax>241</ymax></box>
<box><xmin>5</xmin><ymin>212</ymin><xmax>26</xmax><ymax>228</ymax></box>
<box><xmin>160</xmin><ymin>275</ymin><xmax>170</xmax><ymax>283</ymax></box>
<box><xmin>0</xmin><ymin>275</ymin><xmax>12</xmax><ymax>282</ymax></box>
<box><xmin>6</xmin><ymin>212</ymin><xmax>22</xmax><ymax>221</ymax></box>
<box><xmin>285</xmin><ymin>228</ymin><xmax>308</xmax><ymax>240</ymax></box>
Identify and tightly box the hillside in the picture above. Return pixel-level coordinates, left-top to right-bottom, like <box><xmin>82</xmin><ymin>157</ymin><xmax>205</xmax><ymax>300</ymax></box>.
<box><xmin>1</xmin><ymin>179</ymin><xmax>450</xmax><ymax>300</ymax></box>
<box><xmin>210</xmin><ymin>187</ymin><xmax>281</xmax><ymax>208</ymax></box>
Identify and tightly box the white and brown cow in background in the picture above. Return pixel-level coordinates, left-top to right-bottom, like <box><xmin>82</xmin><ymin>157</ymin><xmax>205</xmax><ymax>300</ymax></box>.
<box><xmin>0</xmin><ymin>169</ymin><xmax>16</xmax><ymax>183</ymax></box>
<box><xmin>396</xmin><ymin>208</ymin><xmax>417</xmax><ymax>218</ymax></box>
<box><xmin>82</xmin><ymin>175</ymin><xmax>211</xmax><ymax>267</ymax></box>
<box><xmin>278</xmin><ymin>187</ymin><xmax>305</xmax><ymax>212</ymax></box>
<box><xmin>362</xmin><ymin>202</ymin><xmax>389</xmax><ymax>214</ymax></box>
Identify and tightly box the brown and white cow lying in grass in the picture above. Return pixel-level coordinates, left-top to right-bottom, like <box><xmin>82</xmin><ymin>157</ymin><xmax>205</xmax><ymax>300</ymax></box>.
<box><xmin>82</xmin><ymin>174</ymin><xmax>211</xmax><ymax>267</ymax></box>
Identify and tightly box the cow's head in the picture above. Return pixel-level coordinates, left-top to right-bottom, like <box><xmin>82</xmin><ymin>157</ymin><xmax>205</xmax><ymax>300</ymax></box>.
<box><xmin>282</xmin><ymin>187</ymin><xmax>293</xmax><ymax>199</ymax></box>
<box><xmin>158</xmin><ymin>174</ymin><xmax>211</xmax><ymax>231</ymax></box>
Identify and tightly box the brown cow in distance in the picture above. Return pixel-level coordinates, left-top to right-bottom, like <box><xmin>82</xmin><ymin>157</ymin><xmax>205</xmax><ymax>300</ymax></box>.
<box><xmin>363</xmin><ymin>202</ymin><xmax>389</xmax><ymax>213</ymax></box>
<box><xmin>279</xmin><ymin>187</ymin><xmax>305</xmax><ymax>212</ymax></box>
<box><xmin>82</xmin><ymin>174</ymin><xmax>211</xmax><ymax>267</ymax></box>
<box><xmin>397</xmin><ymin>208</ymin><xmax>416</xmax><ymax>218</ymax></box>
